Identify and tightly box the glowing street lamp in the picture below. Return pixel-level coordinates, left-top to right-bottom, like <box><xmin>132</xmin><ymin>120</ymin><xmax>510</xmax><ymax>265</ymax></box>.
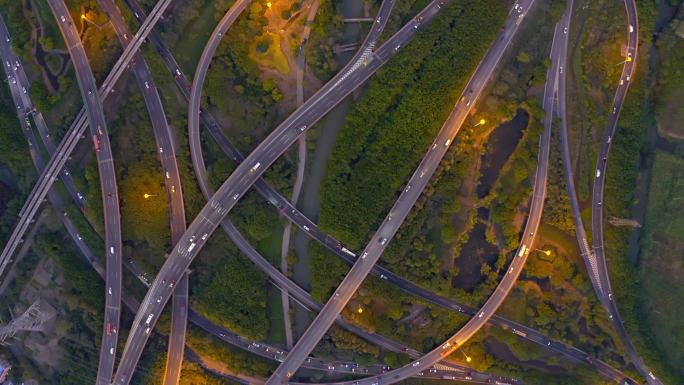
<box><xmin>473</xmin><ymin>118</ymin><xmax>486</xmax><ymax>127</ymax></box>
<box><xmin>535</xmin><ymin>248</ymin><xmax>551</xmax><ymax>256</ymax></box>
<box><xmin>266</xmin><ymin>2</ymin><xmax>272</xmax><ymax>7</ymax></box>
<box><xmin>460</xmin><ymin>350</ymin><xmax>472</xmax><ymax>362</ymax></box>
<box><xmin>357</xmin><ymin>306</ymin><xmax>363</xmax><ymax>314</ymax></box>
<box><xmin>143</xmin><ymin>193</ymin><xmax>157</xmax><ymax>199</ymax></box>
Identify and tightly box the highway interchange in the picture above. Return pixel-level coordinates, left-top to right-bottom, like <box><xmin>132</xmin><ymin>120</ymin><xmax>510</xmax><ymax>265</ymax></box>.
<box><xmin>0</xmin><ymin>0</ymin><xmax>661</xmax><ymax>383</ymax></box>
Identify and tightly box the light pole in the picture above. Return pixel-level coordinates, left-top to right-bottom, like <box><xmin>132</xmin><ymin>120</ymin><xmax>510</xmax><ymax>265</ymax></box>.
<box><xmin>535</xmin><ymin>248</ymin><xmax>551</xmax><ymax>256</ymax></box>
<box><xmin>143</xmin><ymin>193</ymin><xmax>157</xmax><ymax>199</ymax></box>
<box><xmin>473</xmin><ymin>118</ymin><xmax>486</xmax><ymax>127</ymax></box>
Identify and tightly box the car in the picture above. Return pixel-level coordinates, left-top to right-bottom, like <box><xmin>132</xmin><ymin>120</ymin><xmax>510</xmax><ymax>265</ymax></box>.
<box><xmin>598</xmin><ymin>201</ymin><xmax>602</xmax><ymax>206</ymax></box>
<box><xmin>559</xmin><ymin>66</ymin><xmax>563</xmax><ymax>74</ymax></box>
<box><xmin>201</xmin><ymin>233</ymin><xmax>208</xmax><ymax>240</ymax></box>
<box><xmin>165</xmin><ymin>171</ymin><xmax>170</xmax><ymax>179</ymax></box>
<box><xmin>376</xmin><ymin>17</ymin><xmax>381</xmax><ymax>23</ymax></box>
<box><xmin>123</xmin><ymin>33</ymin><xmax>128</xmax><ymax>40</ymax></box>
<box><xmin>134</xmin><ymin>12</ymin><xmax>140</xmax><ymax>19</ymax></box>
<box><xmin>5</xmin><ymin>60</ymin><xmax>9</xmax><ymax>67</ymax></box>
<box><xmin>303</xmin><ymin>225</ymin><xmax>310</xmax><ymax>231</ymax></box>
<box><xmin>87</xmin><ymin>89</ymin><xmax>92</xmax><ymax>95</ymax></box>
<box><xmin>232</xmin><ymin>193</ymin><xmax>239</xmax><ymax>200</ymax></box>
<box><xmin>563</xmin><ymin>27</ymin><xmax>568</xmax><ymax>34</ymax></box>
<box><xmin>156</xmin><ymin>296</ymin><xmax>162</xmax><ymax>303</ymax></box>
<box><xmin>648</xmin><ymin>372</ymin><xmax>656</xmax><ymax>380</ymax></box>
<box><xmin>404</xmin><ymin>184</ymin><xmax>411</xmax><ymax>192</ymax></box>
<box><xmin>412</xmin><ymin>361</ymin><xmax>420</xmax><ymax>367</ymax></box>
<box><xmin>361</xmin><ymin>252</ymin><xmax>368</xmax><ymax>259</ymax></box>
<box><xmin>22</xmin><ymin>87</ymin><xmax>26</xmax><ymax>94</ymax></box>
<box><xmin>395</xmin><ymin>44</ymin><xmax>401</xmax><ymax>51</ymax></box>
<box><xmin>629</xmin><ymin>25</ymin><xmax>634</xmax><ymax>33</ymax></box>
<box><xmin>76</xmin><ymin>233</ymin><xmax>82</xmax><ymax>240</ymax></box>
<box><xmin>612</xmin><ymin>106</ymin><xmax>617</xmax><ymax>114</ymax></box>
<box><xmin>380</xmin><ymin>274</ymin><xmax>387</xmax><ymax>280</ymax></box>
<box><xmin>607</xmin><ymin>135</ymin><xmax>612</xmax><ymax>143</ymax></box>
<box><xmin>145</xmin><ymin>327</ymin><xmax>151</xmax><ymax>334</ymax></box>
<box><xmin>379</xmin><ymin>237</ymin><xmax>387</xmax><ymax>245</ymax></box>
<box><xmin>626</xmin><ymin>75</ymin><xmax>630</xmax><ymax>81</ymax></box>
<box><xmin>414</xmin><ymin>22</ymin><xmax>419</xmax><ymax>29</ymax></box>
<box><xmin>171</xmin><ymin>185</ymin><xmax>175</xmax><ymax>193</ymax></box>
<box><xmin>608</xmin><ymin>293</ymin><xmax>613</xmax><ymax>300</ymax></box>
<box><xmin>596</xmin><ymin>169</ymin><xmax>601</xmax><ymax>178</ymax></box>
<box><xmin>108</xmin><ymin>287</ymin><xmax>112</xmax><ymax>295</ymax></box>
<box><xmin>175</xmin><ymin>69</ymin><xmax>181</xmax><ymax>76</ymax></box>
<box><xmin>298</xmin><ymin>124</ymin><xmax>307</xmax><ymax>132</ymax></box>
<box><xmin>478</xmin><ymin>311</ymin><xmax>484</xmax><ymax>318</ymax></box>
<box><xmin>110</xmin><ymin>246</ymin><xmax>115</xmax><ymax>254</ymax></box>
<box><xmin>169</xmin><ymin>279</ymin><xmax>176</xmax><ymax>288</ymax></box>
<box><xmin>145</xmin><ymin>313</ymin><xmax>154</xmax><ymax>325</ymax></box>
<box><xmin>60</xmin><ymin>15</ymin><xmax>66</xmax><ymax>23</ymax></box>
<box><xmin>547</xmin><ymin>341</ymin><xmax>551</xmax><ymax>346</ymax></box>
<box><xmin>159</xmin><ymin>147</ymin><xmax>163</xmax><ymax>153</ymax></box>
<box><xmin>144</xmin><ymin>81</ymin><xmax>149</xmax><ymax>89</ymax></box>
<box><xmin>619</xmin><ymin>79</ymin><xmax>624</xmax><ymax>85</ymax></box>
<box><xmin>5</xmin><ymin>35</ymin><xmax>9</xmax><ymax>42</ymax></box>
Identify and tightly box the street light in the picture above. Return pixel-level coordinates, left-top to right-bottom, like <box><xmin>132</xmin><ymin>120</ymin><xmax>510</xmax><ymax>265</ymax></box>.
<box><xmin>266</xmin><ymin>2</ymin><xmax>272</xmax><ymax>7</ymax></box>
<box><xmin>473</xmin><ymin>118</ymin><xmax>486</xmax><ymax>127</ymax></box>
<box><xmin>460</xmin><ymin>350</ymin><xmax>472</xmax><ymax>362</ymax></box>
<box><xmin>143</xmin><ymin>193</ymin><xmax>157</xmax><ymax>199</ymax></box>
<box><xmin>81</xmin><ymin>13</ymin><xmax>103</xmax><ymax>29</ymax></box>
<box><xmin>535</xmin><ymin>248</ymin><xmax>551</xmax><ymax>256</ymax></box>
<box><xmin>357</xmin><ymin>306</ymin><xmax>363</xmax><ymax>314</ymax></box>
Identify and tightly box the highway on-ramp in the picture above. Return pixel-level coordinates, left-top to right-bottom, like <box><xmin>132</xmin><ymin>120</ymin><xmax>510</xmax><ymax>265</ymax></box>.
<box><xmin>47</xmin><ymin>1</ymin><xmax>123</xmax><ymax>384</ymax></box>
<box><xmin>266</xmin><ymin>0</ymin><xmax>537</xmax><ymax>381</ymax></box>
<box><xmin>0</xmin><ymin>0</ymin><xmax>175</xmax><ymax>286</ymax></box>
<box><xmin>113</xmin><ymin>0</ymin><xmax>459</xmax><ymax>382</ymax></box>
<box><xmin>588</xmin><ymin>1</ymin><xmax>661</xmax><ymax>384</ymax></box>
<box><xmin>94</xmin><ymin>0</ymin><xmax>190</xmax><ymax>383</ymax></box>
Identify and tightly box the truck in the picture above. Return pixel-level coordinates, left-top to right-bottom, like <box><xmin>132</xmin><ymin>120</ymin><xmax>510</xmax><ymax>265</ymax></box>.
<box><xmin>341</xmin><ymin>247</ymin><xmax>356</xmax><ymax>257</ymax></box>
<box><xmin>92</xmin><ymin>135</ymin><xmax>100</xmax><ymax>152</ymax></box>
<box><xmin>512</xmin><ymin>328</ymin><xmax>527</xmax><ymax>338</ymax></box>
<box><xmin>106</xmin><ymin>323</ymin><xmax>114</xmax><ymax>335</ymax></box>
<box><xmin>145</xmin><ymin>313</ymin><xmax>154</xmax><ymax>325</ymax></box>
<box><xmin>250</xmin><ymin>162</ymin><xmax>261</xmax><ymax>172</ymax></box>
<box><xmin>517</xmin><ymin>244</ymin><xmax>527</xmax><ymax>257</ymax></box>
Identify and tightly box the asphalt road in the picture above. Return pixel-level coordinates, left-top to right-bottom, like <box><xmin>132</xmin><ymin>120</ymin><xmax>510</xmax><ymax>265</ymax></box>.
<box><xmin>588</xmin><ymin>2</ymin><xmax>661</xmax><ymax>384</ymax></box>
<box><xmin>94</xmin><ymin>0</ymin><xmax>190</xmax><ymax>383</ymax></box>
<box><xmin>113</xmin><ymin>0</ymin><xmax>458</xmax><ymax>381</ymax></box>
<box><xmin>46</xmin><ymin>1</ymin><xmax>124</xmax><ymax>384</ymax></box>
<box><xmin>266</xmin><ymin>0</ymin><xmax>538</xmax><ymax>381</ymax></box>
<box><xmin>0</xmin><ymin>0</ymin><xmax>174</xmax><ymax>285</ymax></box>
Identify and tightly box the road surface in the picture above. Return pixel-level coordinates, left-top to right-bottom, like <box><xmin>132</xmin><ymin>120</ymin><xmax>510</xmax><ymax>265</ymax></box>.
<box><xmin>588</xmin><ymin>1</ymin><xmax>661</xmax><ymax>384</ymax></box>
<box><xmin>113</xmin><ymin>0</ymin><xmax>459</xmax><ymax>382</ymax></box>
<box><xmin>93</xmin><ymin>0</ymin><xmax>190</xmax><ymax>383</ymax></box>
<box><xmin>266</xmin><ymin>0</ymin><xmax>537</xmax><ymax>381</ymax></box>
<box><xmin>0</xmin><ymin>0</ymin><xmax>175</xmax><ymax>284</ymax></box>
<box><xmin>46</xmin><ymin>1</ymin><xmax>123</xmax><ymax>383</ymax></box>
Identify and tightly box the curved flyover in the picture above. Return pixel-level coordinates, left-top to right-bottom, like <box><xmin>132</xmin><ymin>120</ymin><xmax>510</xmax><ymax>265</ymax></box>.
<box><xmin>588</xmin><ymin>1</ymin><xmax>661</xmax><ymax>384</ymax></box>
<box><xmin>47</xmin><ymin>1</ymin><xmax>123</xmax><ymax>383</ymax></box>
<box><xmin>113</xmin><ymin>0</ymin><xmax>453</xmax><ymax>382</ymax></box>
<box><xmin>266</xmin><ymin>0</ymin><xmax>537</xmax><ymax>381</ymax></box>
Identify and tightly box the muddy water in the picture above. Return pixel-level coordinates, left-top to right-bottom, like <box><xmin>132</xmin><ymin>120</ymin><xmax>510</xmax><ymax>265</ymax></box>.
<box><xmin>453</xmin><ymin>109</ymin><xmax>529</xmax><ymax>290</ymax></box>
<box><xmin>292</xmin><ymin>0</ymin><xmax>364</xmax><ymax>337</ymax></box>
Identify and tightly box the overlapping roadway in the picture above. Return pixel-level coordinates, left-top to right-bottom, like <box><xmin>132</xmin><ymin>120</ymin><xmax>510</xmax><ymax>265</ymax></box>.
<box><xmin>93</xmin><ymin>0</ymin><xmax>190</xmax><ymax>383</ymax></box>
<box><xmin>0</xmin><ymin>0</ymin><xmax>174</xmax><ymax>286</ymax></box>
<box><xmin>129</xmin><ymin>0</ymin><xmax>493</xmax><ymax>378</ymax></box>
<box><xmin>112</xmin><ymin>0</ymin><xmax>466</xmax><ymax>381</ymax></box>
<box><xmin>117</xmin><ymin>0</ymin><xmax>639</xmax><ymax>382</ymax></box>
<box><xmin>0</xmin><ymin>12</ymin><xmax>450</xmax><ymax>382</ymax></box>
<box><xmin>588</xmin><ymin>1</ymin><xmax>661</xmax><ymax>384</ymax></box>
<box><xmin>266</xmin><ymin>0</ymin><xmax>538</xmax><ymax>381</ymax></box>
<box><xmin>46</xmin><ymin>1</ymin><xmax>123</xmax><ymax>384</ymax></box>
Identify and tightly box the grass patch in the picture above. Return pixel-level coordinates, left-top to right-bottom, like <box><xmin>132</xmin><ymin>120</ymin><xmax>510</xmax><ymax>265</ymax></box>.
<box><xmin>638</xmin><ymin>149</ymin><xmax>684</xmax><ymax>379</ymax></box>
<box><xmin>250</xmin><ymin>31</ymin><xmax>290</xmax><ymax>74</ymax></box>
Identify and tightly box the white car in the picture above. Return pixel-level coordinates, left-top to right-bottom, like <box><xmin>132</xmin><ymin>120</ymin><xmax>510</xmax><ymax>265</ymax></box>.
<box><xmin>232</xmin><ymin>193</ymin><xmax>239</xmax><ymax>200</ymax></box>
<box><xmin>60</xmin><ymin>15</ymin><xmax>66</xmax><ymax>23</ymax></box>
<box><xmin>108</xmin><ymin>287</ymin><xmax>112</xmax><ymax>295</ymax></box>
<box><xmin>159</xmin><ymin>147</ymin><xmax>163</xmax><ymax>153</ymax></box>
<box><xmin>412</xmin><ymin>361</ymin><xmax>420</xmax><ymax>367</ymax></box>
<box><xmin>144</xmin><ymin>81</ymin><xmax>149</xmax><ymax>89</ymax></box>
<box><xmin>303</xmin><ymin>225</ymin><xmax>310</xmax><ymax>231</ymax></box>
